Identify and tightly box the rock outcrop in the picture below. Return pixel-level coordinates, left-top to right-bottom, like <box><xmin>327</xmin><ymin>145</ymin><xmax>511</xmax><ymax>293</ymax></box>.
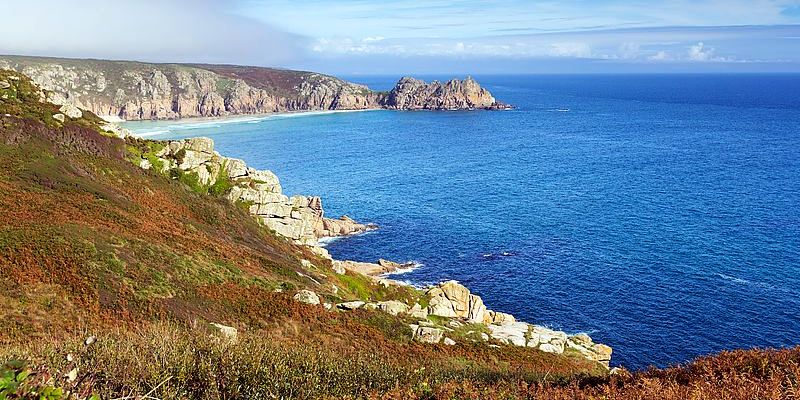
<box><xmin>381</xmin><ymin>76</ymin><xmax>509</xmax><ymax>110</ymax></box>
<box><xmin>0</xmin><ymin>56</ymin><xmax>509</xmax><ymax>121</ymax></box>
<box><xmin>133</xmin><ymin>136</ymin><xmax>372</xmax><ymax>246</ymax></box>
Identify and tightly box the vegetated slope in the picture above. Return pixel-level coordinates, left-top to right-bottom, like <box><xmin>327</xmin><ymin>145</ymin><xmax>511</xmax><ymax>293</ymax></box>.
<box><xmin>1</xmin><ymin>70</ymin><xmax>795</xmax><ymax>400</ymax></box>
<box><xmin>0</xmin><ymin>70</ymin><xmax>606</xmax><ymax>398</ymax></box>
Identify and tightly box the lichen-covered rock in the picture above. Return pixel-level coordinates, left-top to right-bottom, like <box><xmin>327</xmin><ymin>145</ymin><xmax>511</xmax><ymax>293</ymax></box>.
<box><xmin>209</xmin><ymin>323</ymin><xmax>238</xmax><ymax>344</ymax></box>
<box><xmin>413</xmin><ymin>326</ymin><xmax>444</xmax><ymax>344</ymax></box>
<box><xmin>293</xmin><ymin>290</ymin><xmax>320</xmax><ymax>305</ymax></box>
<box><xmin>487</xmin><ymin>322</ymin><xmax>529</xmax><ymax>347</ymax></box>
<box><xmin>58</xmin><ymin>104</ymin><xmax>82</xmax><ymax>119</ymax></box>
<box><xmin>377</xmin><ymin>300</ymin><xmax>409</xmax><ymax>316</ymax></box>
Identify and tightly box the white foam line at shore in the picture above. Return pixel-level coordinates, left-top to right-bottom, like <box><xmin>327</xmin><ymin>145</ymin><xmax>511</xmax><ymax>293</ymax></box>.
<box><xmin>124</xmin><ymin>109</ymin><xmax>380</xmax><ymax>137</ymax></box>
<box><xmin>318</xmin><ymin>228</ymin><xmax>377</xmax><ymax>248</ymax></box>
<box><xmin>383</xmin><ymin>262</ymin><xmax>424</xmax><ymax>276</ymax></box>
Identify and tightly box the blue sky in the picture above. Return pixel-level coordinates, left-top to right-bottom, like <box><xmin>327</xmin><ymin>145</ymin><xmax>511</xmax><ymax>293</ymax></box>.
<box><xmin>2</xmin><ymin>0</ymin><xmax>800</xmax><ymax>73</ymax></box>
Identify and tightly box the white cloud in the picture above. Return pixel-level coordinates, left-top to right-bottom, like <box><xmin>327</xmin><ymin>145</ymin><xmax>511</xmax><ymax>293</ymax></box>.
<box><xmin>687</xmin><ymin>42</ymin><xmax>731</xmax><ymax>61</ymax></box>
<box><xmin>0</xmin><ymin>0</ymin><xmax>307</xmax><ymax>66</ymax></box>
<box><xmin>548</xmin><ymin>42</ymin><xmax>593</xmax><ymax>58</ymax></box>
<box><xmin>649</xmin><ymin>50</ymin><xmax>672</xmax><ymax>61</ymax></box>
<box><xmin>619</xmin><ymin>43</ymin><xmax>641</xmax><ymax>59</ymax></box>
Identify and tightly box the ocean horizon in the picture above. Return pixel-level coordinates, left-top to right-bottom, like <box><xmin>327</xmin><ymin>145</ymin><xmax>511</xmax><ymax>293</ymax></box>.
<box><xmin>125</xmin><ymin>73</ymin><xmax>800</xmax><ymax>370</ymax></box>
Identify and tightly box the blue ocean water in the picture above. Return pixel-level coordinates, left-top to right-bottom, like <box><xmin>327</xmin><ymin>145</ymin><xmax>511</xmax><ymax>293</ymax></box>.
<box><xmin>126</xmin><ymin>74</ymin><xmax>800</xmax><ymax>370</ymax></box>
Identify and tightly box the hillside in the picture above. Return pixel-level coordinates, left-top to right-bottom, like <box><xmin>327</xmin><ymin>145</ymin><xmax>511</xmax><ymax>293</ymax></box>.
<box><xmin>2</xmin><ymin>70</ymin><xmax>797</xmax><ymax>399</ymax></box>
<box><xmin>0</xmin><ymin>55</ymin><xmax>508</xmax><ymax>121</ymax></box>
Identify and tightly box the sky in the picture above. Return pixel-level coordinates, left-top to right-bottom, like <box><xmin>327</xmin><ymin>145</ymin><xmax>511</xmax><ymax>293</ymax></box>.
<box><xmin>1</xmin><ymin>0</ymin><xmax>800</xmax><ymax>74</ymax></box>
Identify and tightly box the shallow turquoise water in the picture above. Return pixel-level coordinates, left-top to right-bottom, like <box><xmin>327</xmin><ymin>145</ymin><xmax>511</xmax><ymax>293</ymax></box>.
<box><xmin>126</xmin><ymin>74</ymin><xmax>800</xmax><ymax>369</ymax></box>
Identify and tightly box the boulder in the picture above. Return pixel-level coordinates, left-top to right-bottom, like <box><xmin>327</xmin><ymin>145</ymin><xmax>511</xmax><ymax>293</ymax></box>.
<box><xmin>185</xmin><ymin>137</ymin><xmax>215</xmax><ymax>154</ymax></box>
<box><xmin>209</xmin><ymin>323</ymin><xmax>238</xmax><ymax>344</ymax></box>
<box><xmin>487</xmin><ymin>310</ymin><xmax>516</xmax><ymax>325</ymax></box>
<box><xmin>487</xmin><ymin>322</ymin><xmax>529</xmax><ymax>347</ymax></box>
<box><xmin>224</xmin><ymin>158</ymin><xmax>248</xmax><ymax>178</ymax></box>
<box><xmin>467</xmin><ymin>294</ymin><xmax>487</xmax><ymax>323</ymax></box>
<box><xmin>378</xmin><ymin>300</ymin><xmax>409</xmax><ymax>316</ymax></box>
<box><xmin>414</xmin><ymin>326</ymin><xmax>444</xmax><ymax>344</ymax></box>
<box><xmin>178</xmin><ymin>150</ymin><xmax>212</xmax><ymax>170</ymax></box>
<box><xmin>0</xmin><ymin>80</ymin><xmax>10</xmax><ymax>89</ymax></box>
<box><xmin>409</xmin><ymin>303</ymin><xmax>428</xmax><ymax>319</ymax></box>
<box><xmin>426</xmin><ymin>281</ymin><xmax>487</xmax><ymax>322</ymax></box>
<box><xmin>428</xmin><ymin>294</ymin><xmax>458</xmax><ymax>318</ymax></box>
<box><xmin>59</xmin><ymin>104</ymin><xmax>82</xmax><ymax>119</ymax></box>
<box><xmin>539</xmin><ymin>343</ymin><xmax>562</xmax><ymax>354</ymax></box>
<box><xmin>443</xmin><ymin>337</ymin><xmax>456</xmax><ymax>346</ymax></box>
<box><xmin>52</xmin><ymin>113</ymin><xmax>66</xmax><ymax>123</ymax></box>
<box><xmin>592</xmin><ymin>344</ymin><xmax>613</xmax><ymax>363</ymax></box>
<box><xmin>293</xmin><ymin>290</ymin><xmax>320</xmax><ymax>305</ymax></box>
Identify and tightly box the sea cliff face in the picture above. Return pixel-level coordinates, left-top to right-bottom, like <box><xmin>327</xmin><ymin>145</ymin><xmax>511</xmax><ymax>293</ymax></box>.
<box><xmin>382</xmin><ymin>76</ymin><xmax>508</xmax><ymax>110</ymax></box>
<box><xmin>0</xmin><ymin>55</ymin><xmax>507</xmax><ymax>120</ymax></box>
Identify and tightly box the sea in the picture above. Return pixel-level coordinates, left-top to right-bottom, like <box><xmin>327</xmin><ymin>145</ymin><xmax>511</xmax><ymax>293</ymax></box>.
<box><xmin>124</xmin><ymin>74</ymin><xmax>800</xmax><ymax>370</ymax></box>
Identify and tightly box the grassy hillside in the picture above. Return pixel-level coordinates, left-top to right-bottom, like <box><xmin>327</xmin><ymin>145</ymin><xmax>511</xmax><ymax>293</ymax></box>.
<box><xmin>1</xmin><ymin>69</ymin><xmax>797</xmax><ymax>399</ymax></box>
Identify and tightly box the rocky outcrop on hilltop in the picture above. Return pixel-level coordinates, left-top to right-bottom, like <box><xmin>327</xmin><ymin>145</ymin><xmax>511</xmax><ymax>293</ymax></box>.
<box><xmin>0</xmin><ymin>56</ymin><xmax>509</xmax><ymax>120</ymax></box>
<box><xmin>381</xmin><ymin>76</ymin><xmax>509</xmax><ymax>110</ymax></box>
<box><xmin>133</xmin><ymin>136</ymin><xmax>373</xmax><ymax>246</ymax></box>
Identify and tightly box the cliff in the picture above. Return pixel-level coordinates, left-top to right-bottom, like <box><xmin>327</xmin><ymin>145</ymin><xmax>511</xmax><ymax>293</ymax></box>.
<box><xmin>0</xmin><ymin>55</ymin><xmax>508</xmax><ymax>121</ymax></box>
<box><xmin>382</xmin><ymin>76</ymin><xmax>509</xmax><ymax>110</ymax></box>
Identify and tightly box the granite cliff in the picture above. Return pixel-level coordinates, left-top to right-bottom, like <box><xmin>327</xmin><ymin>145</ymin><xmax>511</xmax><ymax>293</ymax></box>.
<box><xmin>0</xmin><ymin>55</ymin><xmax>508</xmax><ymax>121</ymax></box>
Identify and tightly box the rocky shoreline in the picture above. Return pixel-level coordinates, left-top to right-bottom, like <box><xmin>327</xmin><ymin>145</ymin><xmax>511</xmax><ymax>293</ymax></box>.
<box><xmin>130</xmin><ymin>134</ymin><xmax>613</xmax><ymax>368</ymax></box>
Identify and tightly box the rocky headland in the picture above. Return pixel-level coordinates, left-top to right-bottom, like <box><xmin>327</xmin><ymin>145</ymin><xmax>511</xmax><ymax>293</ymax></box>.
<box><xmin>0</xmin><ymin>55</ymin><xmax>509</xmax><ymax>121</ymax></box>
<box><xmin>129</xmin><ymin>134</ymin><xmax>613</xmax><ymax>368</ymax></box>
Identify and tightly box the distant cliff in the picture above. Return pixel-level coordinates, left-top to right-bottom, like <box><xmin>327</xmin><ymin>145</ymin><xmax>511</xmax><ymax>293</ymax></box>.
<box><xmin>0</xmin><ymin>55</ymin><xmax>509</xmax><ymax>120</ymax></box>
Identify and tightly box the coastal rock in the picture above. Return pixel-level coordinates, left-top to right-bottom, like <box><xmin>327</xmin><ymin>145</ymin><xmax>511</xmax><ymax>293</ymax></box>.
<box><xmin>147</xmin><ymin>137</ymin><xmax>372</xmax><ymax>246</ymax></box>
<box><xmin>293</xmin><ymin>290</ymin><xmax>320</xmax><ymax>305</ymax></box>
<box><xmin>487</xmin><ymin>322</ymin><xmax>529</xmax><ymax>347</ymax></box>
<box><xmin>378</xmin><ymin>300</ymin><xmax>409</xmax><ymax>316</ymax></box>
<box><xmin>409</xmin><ymin>303</ymin><xmax>428</xmax><ymax>319</ymax></box>
<box><xmin>209</xmin><ymin>323</ymin><xmax>238</xmax><ymax>344</ymax></box>
<box><xmin>382</xmin><ymin>76</ymin><xmax>508</xmax><ymax>111</ymax></box>
<box><xmin>58</xmin><ymin>104</ymin><xmax>83</xmax><ymax>119</ymax></box>
<box><xmin>413</xmin><ymin>326</ymin><xmax>444</xmax><ymax>344</ymax></box>
<box><xmin>426</xmin><ymin>281</ymin><xmax>489</xmax><ymax>323</ymax></box>
<box><xmin>488</xmin><ymin>311</ymin><xmax>516</xmax><ymax>325</ymax></box>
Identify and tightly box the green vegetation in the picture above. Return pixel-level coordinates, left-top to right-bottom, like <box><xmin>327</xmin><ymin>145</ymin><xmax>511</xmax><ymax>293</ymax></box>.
<box><xmin>209</xmin><ymin>161</ymin><xmax>233</xmax><ymax>196</ymax></box>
